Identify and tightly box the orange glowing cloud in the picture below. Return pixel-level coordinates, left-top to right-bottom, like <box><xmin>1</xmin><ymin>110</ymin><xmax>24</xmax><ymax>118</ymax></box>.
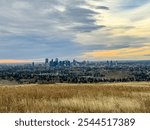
<box><xmin>0</xmin><ymin>59</ymin><xmax>31</xmax><ymax>64</ymax></box>
<box><xmin>82</xmin><ymin>46</ymin><xmax>150</xmax><ymax>60</ymax></box>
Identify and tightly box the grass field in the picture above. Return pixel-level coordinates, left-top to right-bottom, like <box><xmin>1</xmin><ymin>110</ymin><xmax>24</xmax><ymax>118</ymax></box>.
<box><xmin>0</xmin><ymin>82</ymin><xmax>150</xmax><ymax>113</ymax></box>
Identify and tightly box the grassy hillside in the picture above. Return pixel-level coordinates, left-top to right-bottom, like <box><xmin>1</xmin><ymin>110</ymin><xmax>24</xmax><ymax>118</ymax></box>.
<box><xmin>0</xmin><ymin>82</ymin><xmax>150</xmax><ymax>113</ymax></box>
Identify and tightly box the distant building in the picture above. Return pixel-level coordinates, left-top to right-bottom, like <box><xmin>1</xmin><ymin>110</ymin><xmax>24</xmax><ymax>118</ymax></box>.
<box><xmin>73</xmin><ymin>59</ymin><xmax>77</xmax><ymax>65</ymax></box>
<box><xmin>49</xmin><ymin>59</ymin><xmax>54</xmax><ymax>66</ymax></box>
<box><xmin>115</xmin><ymin>61</ymin><xmax>118</xmax><ymax>66</ymax></box>
<box><xmin>53</xmin><ymin>58</ymin><xmax>59</xmax><ymax>66</ymax></box>
<box><xmin>45</xmin><ymin>58</ymin><xmax>49</xmax><ymax>65</ymax></box>
<box><xmin>55</xmin><ymin>58</ymin><xmax>58</xmax><ymax>63</ymax></box>
<box><xmin>110</xmin><ymin>61</ymin><xmax>113</xmax><ymax>66</ymax></box>
<box><xmin>32</xmin><ymin>62</ymin><xmax>34</xmax><ymax>67</ymax></box>
<box><xmin>106</xmin><ymin>60</ymin><xmax>114</xmax><ymax>67</ymax></box>
<box><xmin>107</xmin><ymin>61</ymin><xmax>109</xmax><ymax>66</ymax></box>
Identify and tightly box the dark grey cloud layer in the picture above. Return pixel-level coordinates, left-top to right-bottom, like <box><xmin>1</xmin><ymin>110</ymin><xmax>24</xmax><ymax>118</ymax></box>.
<box><xmin>96</xmin><ymin>6</ymin><xmax>109</xmax><ymax>10</ymax></box>
<box><xmin>0</xmin><ymin>0</ymin><xmax>106</xmax><ymax>59</ymax></box>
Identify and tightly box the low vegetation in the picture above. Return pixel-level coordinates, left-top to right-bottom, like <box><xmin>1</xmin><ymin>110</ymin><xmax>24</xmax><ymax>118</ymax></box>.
<box><xmin>0</xmin><ymin>82</ymin><xmax>150</xmax><ymax>113</ymax></box>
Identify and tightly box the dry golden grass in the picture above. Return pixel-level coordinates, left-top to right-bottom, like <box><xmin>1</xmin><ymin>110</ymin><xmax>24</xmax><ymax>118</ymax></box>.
<box><xmin>0</xmin><ymin>82</ymin><xmax>150</xmax><ymax>113</ymax></box>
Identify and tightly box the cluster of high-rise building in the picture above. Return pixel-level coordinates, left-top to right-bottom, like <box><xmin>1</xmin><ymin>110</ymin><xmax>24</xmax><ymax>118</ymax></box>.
<box><xmin>31</xmin><ymin>58</ymin><xmax>119</xmax><ymax>68</ymax></box>
<box><xmin>44</xmin><ymin>58</ymin><xmax>77</xmax><ymax>67</ymax></box>
<box><xmin>106</xmin><ymin>61</ymin><xmax>118</xmax><ymax>67</ymax></box>
<box><xmin>44</xmin><ymin>58</ymin><xmax>119</xmax><ymax>67</ymax></box>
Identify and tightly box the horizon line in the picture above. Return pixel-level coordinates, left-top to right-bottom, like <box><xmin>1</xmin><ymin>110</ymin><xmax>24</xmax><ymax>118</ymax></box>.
<box><xmin>0</xmin><ymin>59</ymin><xmax>150</xmax><ymax>64</ymax></box>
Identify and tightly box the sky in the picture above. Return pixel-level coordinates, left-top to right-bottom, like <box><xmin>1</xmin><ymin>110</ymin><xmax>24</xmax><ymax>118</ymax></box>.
<box><xmin>0</xmin><ymin>0</ymin><xmax>150</xmax><ymax>63</ymax></box>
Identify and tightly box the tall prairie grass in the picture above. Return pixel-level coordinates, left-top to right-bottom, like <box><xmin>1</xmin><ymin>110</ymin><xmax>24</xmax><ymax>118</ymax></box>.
<box><xmin>0</xmin><ymin>82</ymin><xmax>150</xmax><ymax>113</ymax></box>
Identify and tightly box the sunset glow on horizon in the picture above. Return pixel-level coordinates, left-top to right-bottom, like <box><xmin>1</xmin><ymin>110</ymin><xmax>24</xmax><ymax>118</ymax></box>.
<box><xmin>0</xmin><ymin>59</ymin><xmax>31</xmax><ymax>64</ymax></box>
<box><xmin>82</xmin><ymin>46</ymin><xmax>150</xmax><ymax>60</ymax></box>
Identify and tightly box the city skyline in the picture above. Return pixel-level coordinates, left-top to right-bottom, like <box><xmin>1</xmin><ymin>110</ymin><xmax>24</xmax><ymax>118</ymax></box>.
<box><xmin>0</xmin><ymin>0</ymin><xmax>150</xmax><ymax>63</ymax></box>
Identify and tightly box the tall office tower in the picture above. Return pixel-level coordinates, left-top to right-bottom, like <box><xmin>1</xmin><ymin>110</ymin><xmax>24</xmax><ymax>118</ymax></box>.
<box><xmin>32</xmin><ymin>62</ymin><xmax>35</xmax><ymax>67</ymax></box>
<box><xmin>73</xmin><ymin>59</ymin><xmax>76</xmax><ymax>64</ymax></box>
<box><xmin>110</xmin><ymin>60</ymin><xmax>113</xmax><ymax>67</ymax></box>
<box><xmin>45</xmin><ymin>58</ymin><xmax>49</xmax><ymax>65</ymax></box>
<box><xmin>49</xmin><ymin>59</ymin><xmax>54</xmax><ymax>66</ymax></box>
<box><xmin>55</xmin><ymin>58</ymin><xmax>59</xmax><ymax>66</ymax></box>
<box><xmin>107</xmin><ymin>61</ymin><xmax>109</xmax><ymax>66</ymax></box>
<box><xmin>55</xmin><ymin>58</ymin><xmax>58</xmax><ymax>63</ymax></box>
<box><xmin>115</xmin><ymin>61</ymin><xmax>118</xmax><ymax>66</ymax></box>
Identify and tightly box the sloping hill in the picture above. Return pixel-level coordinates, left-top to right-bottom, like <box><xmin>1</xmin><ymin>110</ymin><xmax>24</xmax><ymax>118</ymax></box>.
<box><xmin>0</xmin><ymin>82</ymin><xmax>150</xmax><ymax>112</ymax></box>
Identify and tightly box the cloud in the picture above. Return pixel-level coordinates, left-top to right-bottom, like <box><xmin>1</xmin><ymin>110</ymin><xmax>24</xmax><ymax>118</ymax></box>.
<box><xmin>12</xmin><ymin>1</ymin><xmax>32</xmax><ymax>9</ymax></box>
<box><xmin>96</xmin><ymin>6</ymin><xmax>109</xmax><ymax>10</ymax></box>
<box><xmin>74</xmin><ymin>0</ymin><xmax>150</xmax><ymax>54</ymax></box>
<box><xmin>144</xmin><ymin>54</ymin><xmax>150</xmax><ymax>57</ymax></box>
<box><xmin>0</xmin><ymin>0</ymin><xmax>150</xmax><ymax>61</ymax></box>
<box><xmin>118</xmin><ymin>0</ymin><xmax>150</xmax><ymax>10</ymax></box>
<box><xmin>82</xmin><ymin>46</ymin><xmax>150</xmax><ymax>60</ymax></box>
<box><xmin>0</xmin><ymin>0</ymin><xmax>103</xmax><ymax>36</ymax></box>
<box><xmin>0</xmin><ymin>0</ymin><xmax>107</xmax><ymax>60</ymax></box>
<box><xmin>0</xmin><ymin>34</ymin><xmax>83</xmax><ymax>59</ymax></box>
<box><xmin>72</xmin><ymin>25</ymin><xmax>105</xmax><ymax>32</ymax></box>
